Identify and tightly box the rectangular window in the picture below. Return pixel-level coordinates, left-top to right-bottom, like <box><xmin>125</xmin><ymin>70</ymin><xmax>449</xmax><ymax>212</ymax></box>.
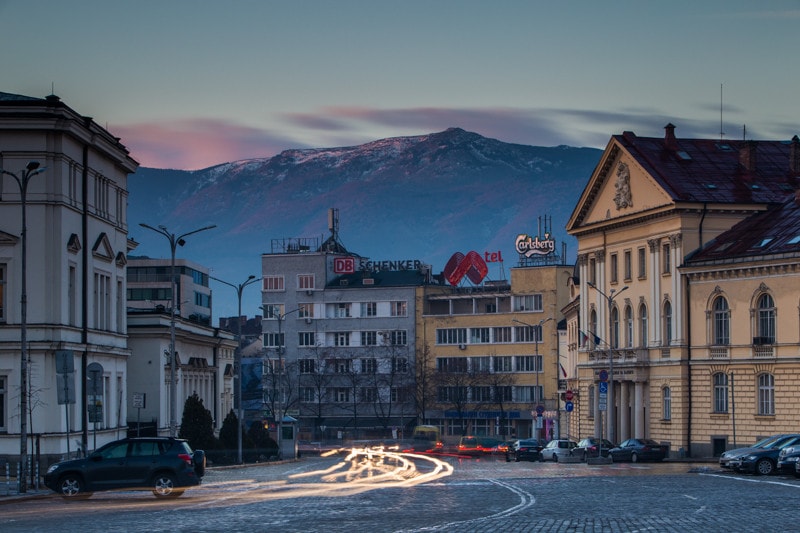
<box><xmin>515</xmin><ymin>385</ymin><xmax>542</xmax><ymax>403</ymax></box>
<box><xmin>361</xmin><ymin>358</ymin><xmax>377</xmax><ymax>374</ymax></box>
<box><xmin>389</xmin><ymin>330</ymin><xmax>407</xmax><ymax>346</ymax></box>
<box><xmin>361</xmin><ymin>387</ymin><xmax>378</xmax><ymax>402</ymax></box>
<box><xmin>662</xmin><ymin>242</ymin><xmax>671</xmax><ymax>274</ymax></box>
<box><xmin>436</xmin><ymin>357</ymin><xmax>468</xmax><ymax>373</ymax></box>
<box><xmin>470</xmin><ymin>328</ymin><xmax>490</xmax><ymax>344</ymax></box>
<box><xmin>335</xmin><ymin>359</ymin><xmax>351</xmax><ymax>373</ymax></box>
<box><xmin>515</xmin><ymin>355</ymin><xmax>541</xmax><ymax>372</ymax></box>
<box><xmin>589</xmin><ymin>258</ymin><xmax>597</xmax><ymax>285</ymax></box>
<box><xmin>334</xmin><ymin>332</ymin><xmax>350</xmax><ymax>347</ymax></box>
<box><xmin>514</xmin><ymin>294</ymin><xmax>543</xmax><ymax>312</ymax></box>
<box><xmin>299</xmin><ymin>359</ymin><xmax>316</xmax><ymax>374</ymax></box>
<box><xmin>436</xmin><ymin>328</ymin><xmax>467</xmax><ymax>345</ymax></box>
<box><xmin>663</xmin><ymin>387</ymin><xmax>672</xmax><ymax>421</ymax></box>
<box><xmin>300</xmin><ymin>387</ymin><xmax>315</xmax><ymax>403</ymax></box>
<box><xmin>471</xmin><ymin>356</ymin><xmax>491</xmax><ymax>372</ymax></box>
<box><xmin>298</xmin><ymin>332</ymin><xmax>316</xmax><ymax>347</ymax></box>
<box><xmin>391</xmin><ymin>357</ymin><xmax>409</xmax><ymax>373</ymax></box>
<box><xmin>194</xmin><ymin>291</ymin><xmax>211</xmax><ymax>308</ymax></box>
<box><xmin>334</xmin><ymin>388</ymin><xmax>350</xmax><ymax>403</ymax></box>
<box><xmin>336</xmin><ymin>303</ymin><xmax>351</xmax><ymax>318</ymax></box>
<box><xmin>472</xmin><ymin>386</ymin><xmax>491</xmax><ymax>402</ymax></box>
<box><xmin>264</xmin><ymin>332</ymin><xmax>284</xmax><ymax>348</ymax></box>
<box><xmin>758</xmin><ymin>374</ymin><xmax>775</xmax><ymax>415</ymax></box>
<box><xmin>390</xmin><ymin>387</ymin><xmax>407</xmax><ymax>403</ymax></box>
<box><xmin>623</xmin><ymin>250</ymin><xmax>632</xmax><ymax>281</ymax></box>
<box><xmin>298</xmin><ymin>303</ymin><xmax>314</xmax><ymax>318</ymax></box>
<box><xmin>68</xmin><ymin>264</ymin><xmax>76</xmax><ymax>326</ymax></box>
<box><xmin>0</xmin><ymin>376</ymin><xmax>6</xmax><ymax>431</ymax></box>
<box><xmin>391</xmin><ymin>301</ymin><xmax>407</xmax><ymax>317</ymax></box>
<box><xmin>94</xmin><ymin>271</ymin><xmax>111</xmax><ymax>330</ymax></box>
<box><xmin>637</xmin><ymin>247</ymin><xmax>646</xmax><ymax>279</ymax></box>
<box><xmin>493</xmin><ymin>327</ymin><xmax>512</xmax><ymax>343</ymax></box>
<box><xmin>297</xmin><ymin>274</ymin><xmax>315</xmax><ymax>290</ymax></box>
<box><xmin>361</xmin><ymin>331</ymin><xmax>378</xmax><ymax>346</ymax></box>
<box><xmin>262</xmin><ymin>304</ymin><xmax>282</xmax><ymax>319</ymax></box>
<box><xmin>437</xmin><ymin>386</ymin><xmax>467</xmax><ymax>402</ymax></box>
<box><xmin>496</xmin><ymin>386</ymin><xmax>512</xmax><ymax>402</ymax></box>
<box><xmin>264</xmin><ymin>275</ymin><xmax>284</xmax><ymax>291</ymax></box>
<box><xmin>0</xmin><ymin>263</ymin><xmax>7</xmax><ymax>322</ymax></box>
<box><xmin>494</xmin><ymin>356</ymin><xmax>513</xmax><ymax>372</ymax></box>
<box><xmin>514</xmin><ymin>325</ymin><xmax>542</xmax><ymax>343</ymax></box>
<box><xmin>361</xmin><ymin>302</ymin><xmax>377</xmax><ymax>317</ymax></box>
<box><xmin>610</xmin><ymin>253</ymin><xmax>618</xmax><ymax>284</ymax></box>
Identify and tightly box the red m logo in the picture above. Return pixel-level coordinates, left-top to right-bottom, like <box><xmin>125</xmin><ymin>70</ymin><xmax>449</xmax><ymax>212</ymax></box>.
<box><xmin>442</xmin><ymin>251</ymin><xmax>488</xmax><ymax>286</ymax></box>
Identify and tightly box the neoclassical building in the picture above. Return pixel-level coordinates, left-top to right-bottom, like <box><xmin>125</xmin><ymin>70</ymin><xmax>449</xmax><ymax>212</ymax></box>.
<box><xmin>566</xmin><ymin>124</ymin><xmax>800</xmax><ymax>457</ymax></box>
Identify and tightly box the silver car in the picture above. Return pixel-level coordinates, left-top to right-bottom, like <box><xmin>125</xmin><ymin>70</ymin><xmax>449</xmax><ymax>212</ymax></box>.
<box><xmin>540</xmin><ymin>439</ymin><xmax>578</xmax><ymax>462</ymax></box>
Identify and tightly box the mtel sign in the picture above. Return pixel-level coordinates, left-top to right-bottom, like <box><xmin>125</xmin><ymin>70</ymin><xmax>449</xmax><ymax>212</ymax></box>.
<box><xmin>515</xmin><ymin>233</ymin><xmax>555</xmax><ymax>257</ymax></box>
<box><xmin>334</xmin><ymin>257</ymin><xmax>423</xmax><ymax>274</ymax></box>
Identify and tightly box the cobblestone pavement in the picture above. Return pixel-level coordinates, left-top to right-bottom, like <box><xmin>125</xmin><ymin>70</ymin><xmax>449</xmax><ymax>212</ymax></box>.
<box><xmin>3</xmin><ymin>453</ymin><xmax>799</xmax><ymax>532</ymax></box>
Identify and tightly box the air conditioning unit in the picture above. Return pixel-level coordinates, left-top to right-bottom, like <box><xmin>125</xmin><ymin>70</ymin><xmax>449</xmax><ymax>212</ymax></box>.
<box><xmin>458</xmin><ymin>343</ymin><xmax>467</xmax><ymax>350</ymax></box>
<box><xmin>305</xmin><ymin>317</ymin><xmax>313</xmax><ymax>325</ymax></box>
<box><xmin>306</xmin><ymin>289</ymin><xmax>314</xmax><ymax>295</ymax></box>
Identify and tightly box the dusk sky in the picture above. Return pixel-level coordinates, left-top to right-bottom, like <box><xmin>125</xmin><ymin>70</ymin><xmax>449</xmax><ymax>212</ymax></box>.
<box><xmin>4</xmin><ymin>1</ymin><xmax>800</xmax><ymax>171</ymax></box>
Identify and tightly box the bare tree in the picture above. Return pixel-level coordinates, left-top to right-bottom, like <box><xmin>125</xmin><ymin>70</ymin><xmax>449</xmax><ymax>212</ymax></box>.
<box><xmin>297</xmin><ymin>345</ymin><xmax>334</xmax><ymax>441</ymax></box>
<box><xmin>433</xmin><ymin>356</ymin><xmax>479</xmax><ymax>435</ymax></box>
<box><xmin>413</xmin><ymin>343</ymin><xmax>436</xmax><ymax>424</ymax></box>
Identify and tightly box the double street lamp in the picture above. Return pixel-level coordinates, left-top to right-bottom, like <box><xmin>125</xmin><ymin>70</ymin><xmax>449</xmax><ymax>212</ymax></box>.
<box><xmin>1</xmin><ymin>161</ymin><xmax>46</xmax><ymax>493</ymax></box>
<box><xmin>513</xmin><ymin>317</ymin><xmax>553</xmax><ymax>440</ymax></box>
<box><xmin>139</xmin><ymin>223</ymin><xmax>216</xmax><ymax>437</ymax></box>
<box><xmin>587</xmin><ymin>282</ymin><xmax>628</xmax><ymax>445</ymax></box>
<box><xmin>210</xmin><ymin>274</ymin><xmax>259</xmax><ymax>464</ymax></box>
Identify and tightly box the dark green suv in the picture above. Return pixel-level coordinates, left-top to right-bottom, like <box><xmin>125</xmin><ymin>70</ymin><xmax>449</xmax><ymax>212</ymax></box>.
<box><xmin>44</xmin><ymin>437</ymin><xmax>205</xmax><ymax>499</ymax></box>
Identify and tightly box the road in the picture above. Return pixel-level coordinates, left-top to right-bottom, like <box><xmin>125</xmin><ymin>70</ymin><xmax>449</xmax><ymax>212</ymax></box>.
<box><xmin>3</xmin><ymin>449</ymin><xmax>799</xmax><ymax>532</ymax></box>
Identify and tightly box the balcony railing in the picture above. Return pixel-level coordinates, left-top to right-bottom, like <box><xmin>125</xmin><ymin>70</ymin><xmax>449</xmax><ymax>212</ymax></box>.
<box><xmin>588</xmin><ymin>348</ymin><xmax>649</xmax><ymax>364</ymax></box>
<box><xmin>709</xmin><ymin>346</ymin><xmax>730</xmax><ymax>359</ymax></box>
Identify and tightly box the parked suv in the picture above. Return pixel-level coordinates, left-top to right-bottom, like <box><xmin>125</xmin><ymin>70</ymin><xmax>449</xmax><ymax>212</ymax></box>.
<box><xmin>44</xmin><ymin>437</ymin><xmax>205</xmax><ymax>499</ymax></box>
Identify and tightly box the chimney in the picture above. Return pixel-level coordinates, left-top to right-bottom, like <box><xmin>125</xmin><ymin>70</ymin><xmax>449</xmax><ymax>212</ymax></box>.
<box><xmin>739</xmin><ymin>140</ymin><xmax>757</xmax><ymax>172</ymax></box>
<box><xmin>791</xmin><ymin>135</ymin><xmax>800</xmax><ymax>174</ymax></box>
<box><xmin>664</xmin><ymin>123</ymin><xmax>678</xmax><ymax>151</ymax></box>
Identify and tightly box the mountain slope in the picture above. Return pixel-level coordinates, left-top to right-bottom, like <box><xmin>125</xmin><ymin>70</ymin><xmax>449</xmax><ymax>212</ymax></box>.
<box><xmin>128</xmin><ymin>128</ymin><xmax>602</xmax><ymax>317</ymax></box>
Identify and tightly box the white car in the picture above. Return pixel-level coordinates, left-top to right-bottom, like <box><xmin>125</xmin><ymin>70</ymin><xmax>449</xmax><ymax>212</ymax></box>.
<box><xmin>540</xmin><ymin>439</ymin><xmax>578</xmax><ymax>462</ymax></box>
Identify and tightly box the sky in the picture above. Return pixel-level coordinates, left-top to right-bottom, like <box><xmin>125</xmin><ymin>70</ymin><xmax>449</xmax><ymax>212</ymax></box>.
<box><xmin>3</xmin><ymin>0</ymin><xmax>800</xmax><ymax>319</ymax></box>
<box><xmin>3</xmin><ymin>1</ymin><xmax>800</xmax><ymax>172</ymax></box>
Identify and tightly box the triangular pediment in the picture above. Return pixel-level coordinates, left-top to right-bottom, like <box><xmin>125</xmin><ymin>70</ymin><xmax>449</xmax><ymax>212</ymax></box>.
<box><xmin>115</xmin><ymin>251</ymin><xmax>127</xmax><ymax>267</ymax></box>
<box><xmin>568</xmin><ymin>141</ymin><xmax>674</xmax><ymax>232</ymax></box>
<box><xmin>0</xmin><ymin>230</ymin><xmax>19</xmax><ymax>246</ymax></box>
<box><xmin>67</xmin><ymin>233</ymin><xmax>81</xmax><ymax>254</ymax></box>
<box><xmin>92</xmin><ymin>232</ymin><xmax>114</xmax><ymax>262</ymax></box>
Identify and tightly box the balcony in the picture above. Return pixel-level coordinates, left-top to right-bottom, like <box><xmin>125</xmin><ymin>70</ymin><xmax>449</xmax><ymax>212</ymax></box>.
<box><xmin>709</xmin><ymin>346</ymin><xmax>730</xmax><ymax>359</ymax></box>
<box><xmin>588</xmin><ymin>348</ymin><xmax>649</xmax><ymax>365</ymax></box>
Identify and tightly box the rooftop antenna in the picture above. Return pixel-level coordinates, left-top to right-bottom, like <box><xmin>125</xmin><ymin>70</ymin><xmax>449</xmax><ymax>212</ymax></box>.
<box><xmin>719</xmin><ymin>83</ymin><xmax>725</xmax><ymax>141</ymax></box>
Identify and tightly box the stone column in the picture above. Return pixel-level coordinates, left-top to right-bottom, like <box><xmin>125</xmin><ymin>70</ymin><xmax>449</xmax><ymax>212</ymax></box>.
<box><xmin>634</xmin><ymin>380</ymin><xmax>645</xmax><ymax>438</ymax></box>
<box><xmin>619</xmin><ymin>381</ymin><xmax>630</xmax><ymax>442</ymax></box>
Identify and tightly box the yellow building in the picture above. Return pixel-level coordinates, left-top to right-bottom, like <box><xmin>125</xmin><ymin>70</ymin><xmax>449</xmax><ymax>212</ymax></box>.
<box><xmin>566</xmin><ymin>125</ymin><xmax>800</xmax><ymax>458</ymax></box>
<box><xmin>417</xmin><ymin>262</ymin><xmax>572</xmax><ymax>443</ymax></box>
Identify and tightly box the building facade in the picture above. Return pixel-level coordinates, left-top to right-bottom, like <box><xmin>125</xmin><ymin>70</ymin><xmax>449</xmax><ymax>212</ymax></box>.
<box><xmin>566</xmin><ymin>125</ymin><xmax>800</xmax><ymax>457</ymax></box>
<box><xmin>0</xmin><ymin>92</ymin><xmax>138</xmax><ymax>462</ymax></box>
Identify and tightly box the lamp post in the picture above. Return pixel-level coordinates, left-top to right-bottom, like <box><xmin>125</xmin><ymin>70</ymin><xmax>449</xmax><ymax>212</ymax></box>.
<box><xmin>261</xmin><ymin>305</ymin><xmax>301</xmax><ymax>458</ymax></box>
<box><xmin>139</xmin><ymin>223</ymin><xmax>216</xmax><ymax>437</ymax></box>
<box><xmin>587</xmin><ymin>282</ymin><xmax>628</xmax><ymax>445</ymax></box>
<box><xmin>513</xmin><ymin>317</ymin><xmax>553</xmax><ymax>441</ymax></box>
<box><xmin>1</xmin><ymin>161</ymin><xmax>46</xmax><ymax>494</ymax></box>
<box><xmin>210</xmin><ymin>274</ymin><xmax>258</xmax><ymax>464</ymax></box>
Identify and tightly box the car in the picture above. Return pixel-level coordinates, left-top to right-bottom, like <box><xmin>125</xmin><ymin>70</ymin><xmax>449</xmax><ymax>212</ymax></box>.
<box><xmin>574</xmin><ymin>437</ymin><xmax>615</xmax><ymax>461</ymax></box>
<box><xmin>719</xmin><ymin>434</ymin><xmax>794</xmax><ymax>470</ymax></box>
<box><xmin>497</xmin><ymin>440</ymin><xmax>516</xmax><ymax>454</ymax></box>
<box><xmin>44</xmin><ymin>437</ymin><xmax>205</xmax><ymax>499</ymax></box>
<box><xmin>512</xmin><ymin>438</ymin><xmax>546</xmax><ymax>462</ymax></box>
<box><xmin>730</xmin><ymin>435</ymin><xmax>800</xmax><ymax>475</ymax></box>
<box><xmin>539</xmin><ymin>439</ymin><xmax>578</xmax><ymax>462</ymax></box>
<box><xmin>477</xmin><ymin>437</ymin><xmax>502</xmax><ymax>454</ymax></box>
<box><xmin>777</xmin><ymin>444</ymin><xmax>800</xmax><ymax>476</ymax></box>
<box><xmin>608</xmin><ymin>438</ymin><xmax>667</xmax><ymax>462</ymax></box>
<box><xmin>457</xmin><ymin>436</ymin><xmax>482</xmax><ymax>456</ymax></box>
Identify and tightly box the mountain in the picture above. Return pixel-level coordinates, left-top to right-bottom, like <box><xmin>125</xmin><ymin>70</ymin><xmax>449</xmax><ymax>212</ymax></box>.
<box><xmin>127</xmin><ymin>128</ymin><xmax>602</xmax><ymax>319</ymax></box>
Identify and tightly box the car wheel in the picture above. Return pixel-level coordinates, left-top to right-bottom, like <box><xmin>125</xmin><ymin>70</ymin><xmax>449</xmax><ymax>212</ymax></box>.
<box><xmin>553</xmin><ymin>454</ymin><xmax>558</xmax><ymax>463</ymax></box>
<box><xmin>631</xmin><ymin>452</ymin><xmax>638</xmax><ymax>463</ymax></box>
<box><xmin>57</xmin><ymin>474</ymin><xmax>92</xmax><ymax>499</ymax></box>
<box><xmin>152</xmin><ymin>472</ymin><xmax>183</xmax><ymax>499</ymax></box>
<box><xmin>755</xmin><ymin>458</ymin><xmax>774</xmax><ymax>475</ymax></box>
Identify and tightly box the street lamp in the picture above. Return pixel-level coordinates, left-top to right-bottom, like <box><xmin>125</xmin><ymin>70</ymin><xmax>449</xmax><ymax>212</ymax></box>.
<box><xmin>260</xmin><ymin>305</ymin><xmax>301</xmax><ymax>459</ymax></box>
<box><xmin>513</xmin><ymin>317</ymin><xmax>553</xmax><ymax>441</ymax></box>
<box><xmin>210</xmin><ymin>274</ymin><xmax>258</xmax><ymax>464</ymax></box>
<box><xmin>587</xmin><ymin>282</ymin><xmax>628</xmax><ymax>445</ymax></box>
<box><xmin>1</xmin><ymin>161</ymin><xmax>46</xmax><ymax>494</ymax></box>
<box><xmin>139</xmin><ymin>223</ymin><xmax>216</xmax><ymax>437</ymax></box>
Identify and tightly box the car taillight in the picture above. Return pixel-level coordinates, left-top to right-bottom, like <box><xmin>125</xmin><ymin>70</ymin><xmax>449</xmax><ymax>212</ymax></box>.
<box><xmin>178</xmin><ymin>453</ymin><xmax>193</xmax><ymax>466</ymax></box>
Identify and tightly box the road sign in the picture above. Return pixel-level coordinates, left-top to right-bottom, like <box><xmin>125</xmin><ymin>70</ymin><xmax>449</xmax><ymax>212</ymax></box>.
<box><xmin>535</xmin><ymin>404</ymin><xmax>545</xmax><ymax>416</ymax></box>
<box><xmin>565</xmin><ymin>390</ymin><xmax>574</xmax><ymax>401</ymax></box>
<box><xmin>564</xmin><ymin>401</ymin><xmax>574</xmax><ymax>412</ymax></box>
<box><xmin>132</xmin><ymin>392</ymin><xmax>146</xmax><ymax>409</ymax></box>
<box><xmin>598</xmin><ymin>400</ymin><xmax>607</xmax><ymax>411</ymax></box>
<box><xmin>599</xmin><ymin>369</ymin><xmax>609</xmax><ymax>382</ymax></box>
<box><xmin>599</xmin><ymin>381</ymin><xmax>608</xmax><ymax>394</ymax></box>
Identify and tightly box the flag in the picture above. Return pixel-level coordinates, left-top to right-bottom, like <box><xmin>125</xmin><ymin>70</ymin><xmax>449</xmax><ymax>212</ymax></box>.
<box><xmin>560</xmin><ymin>363</ymin><xmax>568</xmax><ymax>378</ymax></box>
<box><xmin>579</xmin><ymin>329</ymin><xmax>602</xmax><ymax>346</ymax></box>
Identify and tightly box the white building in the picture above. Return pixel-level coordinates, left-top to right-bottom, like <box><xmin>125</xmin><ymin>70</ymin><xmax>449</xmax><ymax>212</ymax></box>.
<box><xmin>0</xmin><ymin>92</ymin><xmax>138</xmax><ymax>462</ymax></box>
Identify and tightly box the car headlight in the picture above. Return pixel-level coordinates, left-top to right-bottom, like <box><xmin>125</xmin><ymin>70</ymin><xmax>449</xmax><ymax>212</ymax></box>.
<box><xmin>786</xmin><ymin>456</ymin><xmax>800</xmax><ymax>464</ymax></box>
<box><xmin>46</xmin><ymin>464</ymin><xmax>60</xmax><ymax>474</ymax></box>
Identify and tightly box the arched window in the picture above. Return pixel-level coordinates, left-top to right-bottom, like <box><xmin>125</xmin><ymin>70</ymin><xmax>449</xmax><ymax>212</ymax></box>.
<box><xmin>639</xmin><ymin>304</ymin><xmax>648</xmax><ymax>348</ymax></box>
<box><xmin>611</xmin><ymin>306</ymin><xmax>620</xmax><ymax>348</ymax></box>
<box><xmin>663</xmin><ymin>300</ymin><xmax>672</xmax><ymax>346</ymax></box>
<box><xmin>625</xmin><ymin>305</ymin><xmax>633</xmax><ymax>348</ymax></box>
<box><xmin>757</xmin><ymin>294</ymin><xmax>775</xmax><ymax>344</ymax></box>
<box><xmin>590</xmin><ymin>309</ymin><xmax>598</xmax><ymax>349</ymax></box>
<box><xmin>713</xmin><ymin>372</ymin><xmax>728</xmax><ymax>413</ymax></box>
<box><xmin>713</xmin><ymin>296</ymin><xmax>730</xmax><ymax>345</ymax></box>
<box><xmin>662</xmin><ymin>386</ymin><xmax>671</xmax><ymax>420</ymax></box>
<box><xmin>758</xmin><ymin>373</ymin><xmax>775</xmax><ymax>415</ymax></box>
